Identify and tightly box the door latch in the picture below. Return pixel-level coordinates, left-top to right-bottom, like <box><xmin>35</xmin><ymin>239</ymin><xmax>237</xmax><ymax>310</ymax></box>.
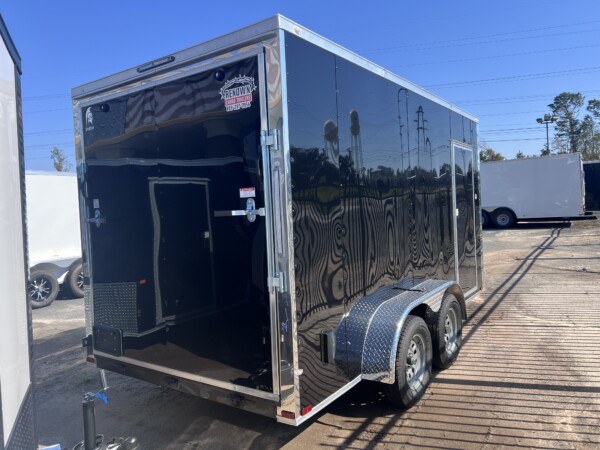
<box><xmin>86</xmin><ymin>209</ymin><xmax>106</xmax><ymax>228</ymax></box>
<box><xmin>214</xmin><ymin>198</ymin><xmax>265</xmax><ymax>223</ymax></box>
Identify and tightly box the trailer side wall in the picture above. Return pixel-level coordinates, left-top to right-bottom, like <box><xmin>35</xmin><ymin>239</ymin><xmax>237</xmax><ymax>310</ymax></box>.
<box><xmin>583</xmin><ymin>161</ymin><xmax>600</xmax><ymax>211</ymax></box>
<box><xmin>0</xmin><ymin>16</ymin><xmax>36</xmax><ymax>449</ymax></box>
<box><xmin>481</xmin><ymin>154</ymin><xmax>585</xmax><ymax>219</ymax></box>
<box><xmin>285</xmin><ymin>33</ymin><xmax>480</xmax><ymax>409</ymax></box>
<box><xmin>26</xmin><ymin>173</ymin><xmax>82</xmax><ymax>267</ymax></box>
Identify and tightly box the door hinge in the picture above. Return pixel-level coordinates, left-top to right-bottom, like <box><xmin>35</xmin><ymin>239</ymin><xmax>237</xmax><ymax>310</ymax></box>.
<box><xmin>261</xmin><ymin>130</ymin><xmax>279</xmax><ymax>151</ymax></box>
<box><xmin>268</xmin><ymin>272</ymin><xmax>286</xmax><ymax>293</ymax></box>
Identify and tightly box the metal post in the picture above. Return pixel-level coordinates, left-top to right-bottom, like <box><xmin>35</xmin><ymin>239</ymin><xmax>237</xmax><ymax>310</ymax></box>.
<box><xmin>83</xmin><ymin>396</ymin><xmax>97</xmax><ymax>450</ymax></box>
<box><xmin>536</xmin><ymin>113</ymin><xmax>558</xmax><ymax>154</ymax></box>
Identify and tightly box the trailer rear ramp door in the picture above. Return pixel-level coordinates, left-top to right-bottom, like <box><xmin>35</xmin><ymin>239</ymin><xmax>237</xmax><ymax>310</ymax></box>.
<box><xmin>80</xmin><ymin>55</ymin><xmax>276</xmax><ymax>394</ymax></box>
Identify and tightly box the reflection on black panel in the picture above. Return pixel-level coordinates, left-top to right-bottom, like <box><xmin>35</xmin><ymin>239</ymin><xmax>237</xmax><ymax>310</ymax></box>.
<box><xmin>151</xmin><ymin>180</ymin><xmax>215</xmax><ymax>319</ymax></box>
<box><xmin>83</xmin><ymin>56</ymin><xmax>273</xmax><ymax>392</ymax></box>
<box><xmin>286</xmin><ymin>33</ymin><xmax>480</xmax><ymax>408</ymax></box>
<box><xmin>286</xmin><ymin>34</ymin><xmax>348</xmax><ymax>408</ymax></box>
<box><xmin>454</xmin><ymin>147</ymin><xmax>477</xmax><ymax>292</ymax></box>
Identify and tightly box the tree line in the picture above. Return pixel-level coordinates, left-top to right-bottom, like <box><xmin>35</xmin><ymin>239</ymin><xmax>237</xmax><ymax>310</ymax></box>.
<box><xmin>480</xmin><ymin>91</ymin><xmax>600</xmax><ymax>162</ymax></box>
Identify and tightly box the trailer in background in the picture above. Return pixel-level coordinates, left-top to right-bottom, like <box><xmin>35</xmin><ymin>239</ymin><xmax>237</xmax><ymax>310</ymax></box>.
<box><xmin>481</xmin><ymin>153</ymin><xmax>586</xmax><ymax>228</ymax></box>
<box><xmin>0</xmin><ymin>14</ymin><xmax>37</xmax><ymax>450</ymax></box>
<box><xmin>26</xmin><ymin>171</ymin><xmax>83</xmax><ymax>308</ymax></box>
<box><xmin>72</xmin><ymin>15</ymin><xmax>482</xmax><ymax>425</ymax></box>
<box><xmin>583</xmin><ymin>160</ymin><xmax>600</xmax><ymax>211</ymax></box>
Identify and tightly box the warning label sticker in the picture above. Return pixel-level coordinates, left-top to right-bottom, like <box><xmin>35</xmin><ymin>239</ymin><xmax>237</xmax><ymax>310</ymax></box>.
<box><xmin>239</xmin><ymin>187</ymin><xmax>256</xmax><ymax>198</ymax></box>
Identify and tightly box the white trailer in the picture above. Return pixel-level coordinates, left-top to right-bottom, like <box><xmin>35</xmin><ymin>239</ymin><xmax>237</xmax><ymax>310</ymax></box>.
<box><xmin>26</xmin><ymin>171</ymin><xmax>83</xmax><ymax>308</ymax></box>
<box><xmin>481</xmin><ymin>153</ymin><xmax>586</xmax><ymax>228</ymax></box>
<box><xmin>0</xmin><ymin>14</ymin><xmax>37</xmax><ymax>449</ymax></box>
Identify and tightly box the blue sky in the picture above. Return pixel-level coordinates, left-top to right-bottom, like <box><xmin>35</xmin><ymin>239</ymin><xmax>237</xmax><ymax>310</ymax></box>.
<box><xmin>1</xmin><ymin>0</ymin><xmax>599</xmax><ymax>171</ymax></box>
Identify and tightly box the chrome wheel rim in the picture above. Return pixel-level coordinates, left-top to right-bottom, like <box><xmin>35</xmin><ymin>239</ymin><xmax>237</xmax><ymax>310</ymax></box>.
<box><xmin>497</xmin><ymin>213</ymin><xmax>510</xmax><ymax>226</ymax></box>
<box><xmin>406</xmin><ymin>334</ymin><xmax>426</xmax><ymax>391</ymax></box>
<box><xmin>444</xmin><ymin>306</ymin><xmax>459</xmax><ymax>357</ymax></box>
<box><xmin>77</xmin><ymin>271</ymin><xmax>84</xmax><ymax>290</ymax></box>
<box><xmin>29</xmin><ymin>277</ymin><xmax>51</xmax><ymax>302</ymax></box>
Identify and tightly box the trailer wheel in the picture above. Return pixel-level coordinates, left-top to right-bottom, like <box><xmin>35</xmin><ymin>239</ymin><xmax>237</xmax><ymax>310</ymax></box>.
<box><xmin>492</xmin><ymin>209</ymin><xmax>515</xmax><ymax>228</ymax></box>
<box><xmin>482</xmin><ymin>211</ymin><xmax>490</xmax><ymax>228</ymax></box>
<box><xmin>385</xmin><ymin>315</ymin><xmax>432</xmax><ymax>408</ymax></box>
<box><xmin>29</xmin><ymin>270</ymin><xmax>59</xmax><ymax>309</ymax></box>
<box><xmin>67</xmin><ymin>262</ymin><xmax>84</xmax><ymax>298</ymax></box>
<box><xmin>426</xmin><ymin>294</ymin><xmax>463</xmax><ymax>369</ymax></box>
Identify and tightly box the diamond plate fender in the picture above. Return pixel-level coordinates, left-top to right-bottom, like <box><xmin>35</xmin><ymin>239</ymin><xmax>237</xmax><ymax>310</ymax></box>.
<box><xmin>336</xmin><ymin>279</ymin><xmax>465</xmax><ymax>384</ymax></box>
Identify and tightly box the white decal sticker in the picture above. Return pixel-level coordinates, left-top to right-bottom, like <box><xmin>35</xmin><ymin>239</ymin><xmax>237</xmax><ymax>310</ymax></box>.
<box><xmin>220</xmin><ymin>76</ymin><xmax>257</xmax><ymax>112</ymax></box>
<box><xmin>239</xmin><ymin>187</ymin><xmax>256</xmax><ymax>198</ymax></box>
<box><xmin>85</xmin><ymin>107</ymin><xmax>94</xmax><ymax>131</ymax></box>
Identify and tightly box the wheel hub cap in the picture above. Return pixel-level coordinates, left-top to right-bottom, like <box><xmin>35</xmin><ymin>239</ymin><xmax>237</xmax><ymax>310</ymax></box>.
<box><xmin>30</xmin><ymin>279</ymin><xmax>50</xmax><ymax>301</ymax></box>
<box><xmin>406</xmin><ymin>336</ymin><xmax>426</xmax><ymax>390</ymax></box>
<box><xmin>444</xmin><ymin>308</ymin><xmax>458</xmax><ymax>356</ymax></box>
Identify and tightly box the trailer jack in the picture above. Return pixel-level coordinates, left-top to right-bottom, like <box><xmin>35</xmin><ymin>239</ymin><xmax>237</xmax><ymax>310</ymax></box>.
<box><xmin>72</xmin><ymin>371</ymin><xmax>139</xmax><ymax>450</ymax></box>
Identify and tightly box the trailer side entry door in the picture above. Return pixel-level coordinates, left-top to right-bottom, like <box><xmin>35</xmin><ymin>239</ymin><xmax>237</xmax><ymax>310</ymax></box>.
<box><xmin>80</xmin><ymin>55</ymin><xmax>275</xmax><ymax>393</ymax></box>
<box><xmin>452</xmin><ymin>143</ymin><xmax>478</xmax><ymax>295</ymax></box>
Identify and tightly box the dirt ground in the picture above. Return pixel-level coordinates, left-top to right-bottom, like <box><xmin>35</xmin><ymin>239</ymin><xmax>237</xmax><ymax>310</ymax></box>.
<box><xmin>34</xmin><ymin>218</ymin><xmax>600</xmax><ymax>449</ymax></box>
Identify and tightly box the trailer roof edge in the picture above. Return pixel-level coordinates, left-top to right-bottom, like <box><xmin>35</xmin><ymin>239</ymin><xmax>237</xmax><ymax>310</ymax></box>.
<box><xmin>71</xmin><ymin>15</ymin><xmax>281</xmax><ymax>100</ymax></box>
<box><xmin>0</xmin><ymin>14</ymin><xmax>22</xmax><ymax>73</ymax></box>
<box><xmin>275</xmin><ymin>15</ymin><xmax>478</xmax><ymax>123</ymax></box>
<box><xmin>71</xmin><ymin>14</ymin><xmax>478</xmax><ymax>123</ymax></box>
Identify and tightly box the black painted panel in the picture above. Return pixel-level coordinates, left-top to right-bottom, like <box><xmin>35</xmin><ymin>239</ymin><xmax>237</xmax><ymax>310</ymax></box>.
<box><xmin>454</xmin><ymin>146</ymin><xmax>477</xmax><ymax>292</ymax></box>
<box><xmin>287</xmin><ymin>35</ymin><xmax>480</xmax><ymax>409</ymax></box>
<box><xmin>83</xmin><ymin>56</ymin><xmax>273</xmax><ymax>392</ymax></box>
<box><xmin>286</xmin><ymin>34</ymin><xmax>350</xmax><ymax>408</ymax></box>
<box><xmin>584</xmin><ymin>162</ymin><xmax>600</xmax><ymax>211</ymax></box>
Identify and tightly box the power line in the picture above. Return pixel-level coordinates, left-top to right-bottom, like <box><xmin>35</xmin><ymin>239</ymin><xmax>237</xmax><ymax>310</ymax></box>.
<box><xmin>478</xmin><ymin>110</ymin><xmax>545</xmax><ymax>117</ymax></box>
<box><xmin>365</xmin><ymin>19</ymin><xmax>600</xmax><ymax>53</ymax></box>
<box><xmin>455</xmin><ymin>89</ymin><xmax>600</xmax><ymax>106</ymax></box>
<box><xmin>26</xmin><ymin>142</ymin><xmax>74</xmax><ymax>149</ymax></box>
<box><xmin>365</xmin><ymin>27</ymin><xmax>600</xmax><ymax>55</ymax></box>
<box><xmin>389</xmin><ymin>44</ymin><xmax>600</xmax><ymax>69</ymax></box>
<box><xmin>425</xmin><ymin>66</ymin><xmax>600</xmax><ymax>89</ymax></box>
<box><xmin>484</xmin><ymin>137</ymin><xmax>546</xmax><ymax>142</ymax></box>
<box><xmin>482</xmin><ymin>127</ymin><xmax>543</xmax><ymax>133</ymax></box>
<box><xmin>25</xmin><ymin>129</ymin><xmax>72</xmax><ymax>137</ymax></box>
<box><xmin>23</xmin><ymin>93</ymin><xmax>71</xmax><ymax>101</ymax></box>
<box><xmin>24</xmin><ymin>107</ymin><xmax>72</xmax><ymax>114</ymax></box>
<box><xmin>25</xmin><ymin>156</ymin><xmax>53</xmax><ymax>161</ymax></box>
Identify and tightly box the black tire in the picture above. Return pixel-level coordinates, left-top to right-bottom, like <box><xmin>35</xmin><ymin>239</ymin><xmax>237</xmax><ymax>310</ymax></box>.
<box><xmin>67</xmin><ymin>262</ymin><xmax>84</xmax><ymax>298</ymax></box>
<box><xmin>492</xmin><ymin>209</ymin><xmax>515</xmax><ymax>228</ymax></box>
<box><xmin>482</xmin><ymin>210</ymin><xmax>490</xmax><ymax>228</ymax></box>
<box><xmin>29</xmin><ymin>269</ymin><xmax>59</xmax><ymax>309</ymax></box>
<box><xmin>385</xmin><ymin>315</ymin><xmax>433</xmax><ymax>408</ymax></box>
<box><xmin>426</xmin><ymin>294</ymin><xmax>463</xmax><ymax>369</ymax></box>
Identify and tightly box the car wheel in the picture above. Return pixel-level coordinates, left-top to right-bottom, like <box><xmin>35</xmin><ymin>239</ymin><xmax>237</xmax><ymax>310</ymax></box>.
<box><xmin>67</xmin><ymin>262</ymin><xmax>84</xmax><ymax>298</ymax></box>
<box><xmin>29</xmin><ymin>270</ymin><xmax>59</xmax><ymax>309</ymax></box>
<box><xmin>482</xmin><ymin>210</ymin><xmax>490</xmax><ymax>228</ymax></box>
<box><xmin>492</xmin><ymin>209</ymin><xmax>515</xmax><ymax>228</ymax></box>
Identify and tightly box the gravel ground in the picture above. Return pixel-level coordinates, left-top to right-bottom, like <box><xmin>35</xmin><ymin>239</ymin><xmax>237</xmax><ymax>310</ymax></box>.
<box><xmin>33</xmin><ymin>218</ymin><xmax>600</xmax><ymax>449</ymax></box>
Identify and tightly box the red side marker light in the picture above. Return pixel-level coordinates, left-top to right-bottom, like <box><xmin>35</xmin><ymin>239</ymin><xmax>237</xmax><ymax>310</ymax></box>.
<box><xmin>86</xmin><ymin>356</ymin><xmax>96</xmax><ymax>364</ymax></box>
<box><xmin>280</xmin><ymin>410</ymin><xmax>295</xmax><ymax>420</ymax></box>
<box><xmin>301</xmin><ymin>405</ymin><xmax>313</xmax><ymax>416</ymax></box>
<box><xmin>139</xmin><ymin>279</ymin><xmax>147</xmax><ymax>285</ymax></box>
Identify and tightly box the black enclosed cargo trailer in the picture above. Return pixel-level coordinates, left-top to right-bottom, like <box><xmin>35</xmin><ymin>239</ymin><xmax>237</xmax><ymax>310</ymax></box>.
<box><xmin>72</xmin><ymin>15</ymin><xmax>482</xmax><ymax>425</ymax></box>
<box><xmin>584</xmin><ymin>160</ymin><xmax>600</xmax><ymax>211</ymax></box>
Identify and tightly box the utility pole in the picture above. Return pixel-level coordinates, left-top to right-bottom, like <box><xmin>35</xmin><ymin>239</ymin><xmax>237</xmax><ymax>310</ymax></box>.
<box><xmin>536</xmin><ymin>113</ymin><xmax>558</xmax><ymax>154</ymax></box>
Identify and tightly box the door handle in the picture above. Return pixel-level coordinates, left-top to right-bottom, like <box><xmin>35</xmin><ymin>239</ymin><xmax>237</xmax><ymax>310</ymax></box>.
<box><xmin>214</xmin><ymin>198</ymin><xmax>265</xmax><ymax>222</ymax></box>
